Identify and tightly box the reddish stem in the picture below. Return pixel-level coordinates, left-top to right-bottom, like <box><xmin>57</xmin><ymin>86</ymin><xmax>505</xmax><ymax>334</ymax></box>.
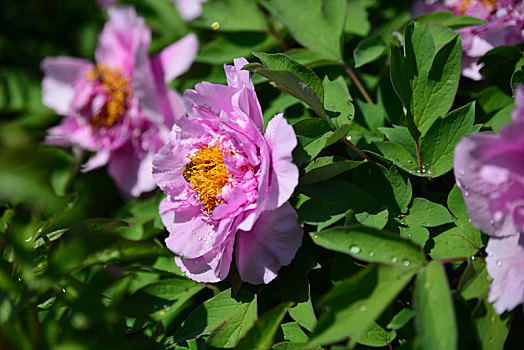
<box><xmin>339</xmin><ymin>59</ymin><xmax>375</xmax><ymax>105</ymax></box>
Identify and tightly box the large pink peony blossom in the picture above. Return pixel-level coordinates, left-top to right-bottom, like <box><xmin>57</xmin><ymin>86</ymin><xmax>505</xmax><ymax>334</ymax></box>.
<box><xmin>152</xmin><ymin>57</ymin><xmax>303</xmax><ymax>284</ymax></box>
<box><xmin>42</xmin><ymin>6</ymin><xmax>198</xmax><ymax>197</ymax></box>
<box><xmin>413</xmin><ymin>0</ymin><xmax>524</xmax><ymax>80</ymax></box>
<box><xmin>454</xmin><ymin>85</ymin><xmax>524</xmax><ymax>313</ymax></box>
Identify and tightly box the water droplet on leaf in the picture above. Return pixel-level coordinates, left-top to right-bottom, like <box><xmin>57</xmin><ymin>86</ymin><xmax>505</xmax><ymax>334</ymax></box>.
<box><xmin>349</xmin><ymin>245</ymin><xmax>361</xmax><ymax>254</ymax></box>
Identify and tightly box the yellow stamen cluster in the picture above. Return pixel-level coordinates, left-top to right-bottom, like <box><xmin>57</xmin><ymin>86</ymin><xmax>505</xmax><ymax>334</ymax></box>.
<box><xmin>183</xmin><ymin>144</ymin><xmax>230</xmax><ymax>211</ymax></box>
<box><xmin>86</xmin><ymin>64</ymin><xmax>131</xmax><ymax>128</ymax></box>
<box><xmin>459</xmin><ymin>0</ymin><xmax>498</xmax><ymax>14</ymax></box>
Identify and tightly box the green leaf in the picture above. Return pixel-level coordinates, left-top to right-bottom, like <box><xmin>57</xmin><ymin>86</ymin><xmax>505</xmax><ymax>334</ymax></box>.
<box><xmin>281</xmin><ymin>322</ymin><xmax>308</xmax><ymax>343</ymax></box>
<box><xmin>403</xmin><ymin>198</ymin><xmax>453</xmax><ymax>228</ymax></box>
<box><xmin>511</xmin><ymin>62</ymin><xmax>524</xmax><ymax>94</ymax></box>
<box><xmin>207</xmin><ymin>295</ymin><xmax>258</xmax><ymax>348</ymax></box>
<box><xmin>173</xmin><ymin>289</ymin><xmax>256</xmax><ymax>343</ymax></box>
<box><xmin>344</xmin><ymin>0</ymin><xmax>371</xmax><ymax>37</ymax></box>
<box><xmin>289</xmin><ymin>298</ymin><xmax>317</xmax><ymax>333</ymax></box>
<box><xmin>378</xmin><ymin>126</ymin><xmax>417</xmax><ymax>158</ymax></box>
<box><xmin>414</xmin><ymin>260</ymin><xmax>457</xmax><ymax>350</ymax></box>
<box><xmin>261</xmin><ymin>0</ymin><xmax>347</xmax><ymax>60</ymax></box>
<box><xmin>391</xmin><ymin>22</ymin><xmax>462</xmax><ymax>135</ymax></box>
<box><xmin>237</xmin><ymin>303</ymin><xmax>292</xmax><ymax>350</ymax></box>
<box><xmin>479</xmin><ymin>46</ymin><xmax>522</xmax><ymax>91</ymax></box>
<box><xmin>311</xmin><ymin>264</ymin><xmax>416</xmax><ymax>345</ymax></box>
<box><xmin>354</xmin><ymin>36</ymin><xmax>388</xmax><ymax>68</ymax></box>
<box><xmin>301</xmin><ymin>156</ymin><xmax>364</xmax><ymax>186</ymax></box>
<box><xmin>293</xmin><ymin>119</ymin><xmax>350</xmax><ymax>164</ymax></box>
<box><xmin>352</xmin><ymin>163</ymin><xmax>412</xmax><ymax>215</ymax></box>
<box><xmin>459</xmin><ymin>257</ymin><xmax>489</xmax><ymax>301</ymax></box>
<box><xmin>399</xmin><ymin>225</ymin><xmax>430</xmax><ymax>248</ymax></box>
<box><xmin>472</xmin><ymin>300</ymin><xmax>510</xmax><ymax>350</ymax></box>
<box><xmin>428</xmin><ymin>22</ymin><xmax>458</xmax><ymax>49</ymax></box>
<box><xmin>299</xmin><ymin>180</ymin><xmax>387</xmax><ymax>229</ymax></box>
<box><xmin>195</xmin><ymin>0</ymin><xmax>267</xmax><ymax>32</ymax></box>
<box><xmin>322</xmin><ymin>76</ymin><xmax>354</xmax><ymax>128</ymax></box>
<box><xmin>447</xmin><ymin>185</ymin><xmax>469</xmax><ymax>223</ymax></box>
<box><xmin>357</xmin><ymin>322</ymin><xmax>397</xmax><ymax>347</ymax></box>
<box><xmin>311</xmin><ymin>226</ymin><xmax>426</xmax><ymax>268</ymax></box>
<box><xmin>244</xmin><ymin>52</ymin><xmax>325</xmax><ymax>118</ymax></box>
<box><xmin>414</xmin><ymin>11</ymin><xmax>487</xmax><ymax>29</ymax></box>
<box><xmin>196</xmin><ymin>32</ymin><xmax>275</xmax><ymax>65</ymax></box>
<box><xmin>366</xmin><ymin>141</ymin><xmax>419</xmax><ymax>175</ymax></box>
<box><xmin>139</xmin><ymin>277</ymin><xmax>200</xmax><ymax>301</ymax></box>
<box><xmin>490</xmin><ymin>103</ymin><xmax>513</xmax><ymax>133</ymax></box>
<box><xmin>430</xmin><ymin>224</ymin><xmax>482</xmax><ymax>260</ymax></box>
<box><xmin>420</xmin><ymin>102</ymin><xmax>480</xmax><ymax>177</ymax></box>
<box><xmin>387</xmin><ymin>308</ymin><xmax>415</xmax><ymax>331</ymax></box>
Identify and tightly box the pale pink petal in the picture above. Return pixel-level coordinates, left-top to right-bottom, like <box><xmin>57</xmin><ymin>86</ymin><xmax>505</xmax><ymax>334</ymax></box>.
<box><xmin>175</xmin><ymin>236</ymin><xmax>234</xmax><ymax>283</ymax></box>
<box><xmin>82</xmin><ymin>150</ymin><xmax>111</xmax><ymax>172</ymax></box>
<box><xmin>152</xmin><ymin>33</ymin><xmax>199</xmax><ymax>84</ymax></box>
<box><xmin>95</xmin><ymin>6</ymin><xmax>151</xmax><ymax>70</ymax></box>
<box><xmin>41</xmin><ymin>57</ymin><xmax>93</xmax><ymax>115</ymax></box>
<box><xmin>486</xmin><ymin>234</ymin><xmax>524</xmax><ymax>313</ymax></box>
<box><xmin>161</xmin><ymin>198</ymin><xmax>234</xmax><ymax>259</ymax></box>
<box><xmin>235</xmin><ymin>203</ymin><xmax>303</xmax><ymax>285</ymax></box>
<box><xmin>107</xmin><ymin>143</ymin><xmax>157</xmax><ymax>197</ymax></box>
<box><xmin>172</xmin><ymin>0</ymin><xmax>208</xmax><ymax>21</ymax></box>
<box><xmin>512</xmin><ymin>86</ymin><xmax>524</xmax><ymax>123</ymax></box>
<box><xmin>454</xmin><ymin>131</ymin><xmax>523</xmax><ymax>237</ymax></box>
<box><xmin>264</xmin><ymin>113</ymin><xmax>299</xmax><ymax>210</ymax></box>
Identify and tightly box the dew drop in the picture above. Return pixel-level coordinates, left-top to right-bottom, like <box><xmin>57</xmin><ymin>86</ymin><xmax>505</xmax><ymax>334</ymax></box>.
<box><xmin>391</xmin><ymin>256</ymin><xmax>398</xmax><ymax>263</ymax></box>
<box><xmin>62</xmin><ymin>288</ymin><xmax>66</xmax><ymax>293</ymax></box>
<box><xmin>314</xmin><ymin>235</ymin><xmax>318</xmax><ymax>239</ymax></box>
<box><xmin>368</xmin><ymin>251</ymin><xmax>375</xmax><ymax>257</ymax></box>
<box><xmin>470</xmin><ymin>255</ymin><xmax>475</xmax><ymax>260</ymax></box>
<box><xmin>349</xmin><ymin>245</ymin><xmax>361</xmax><ymax>254</ymax></box>
<box><xmin>496</xmin><ymin>260</ymin><xmax>502</xmax><ymax>267</ymax></box>
<box><xmin>358</xmin><ymin>304</ymin><xmax>367</xmax><ymax>312</ymax></box>
<box><xmin>459</xmin><ymin>170</ymin><xmax>465</xmax><ymax>176</ymax></box>
<box><xmin>197</xmin><ymin>236</ymin><xmax>202</xmax><ymax>241</ymax></box>
<box><xmin>464</xmin><ymin>191</ymin><xmax>469</xmax><ymax>197</ymax></box>
<box><xmin>402</xmin><ymin>259</ymin><xmax>411</xmax><ymax>267</ymax></box>
<box><xmin>192</xmin><ymin>230</ymin><xmax>197</xmax><ymax>235</ymax></box>
<box><xmin>211</xmin><ymin>21</ymin><xmax>220</xmax><ymax>30</ymax></box>
<box><xmin>24</xmin><ymin>237</ymin><xmax>32</xmax><ymax>243</ymax></box>
<box><xmin>489</xmin><ymin>219</ymin><xmax>494</xmax><ymax>225</ymax></box>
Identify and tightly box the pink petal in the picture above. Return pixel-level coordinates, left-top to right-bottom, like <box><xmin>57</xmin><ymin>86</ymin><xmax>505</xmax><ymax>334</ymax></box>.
<box><xmin>486</xmin><ymin>234</ymin><xmax>524</xmax><ymax>314</ymax></box>
<box><xmin>160</xmin><ymin>198</ymin><xmax>234</xmax><ymax>259</ymax></box>
<box><xmin>264</xmin><ymin>113</ymin><xmax>299</xmax><ymax>210</ymax></box>
<box><xmin>41</xmin><ymin>57</ymin><xmax>93</xmax><ymax>115</ymax></box>
<box><xmin>175</xmin><ymin>236</ymin><xmax>234</xmax><ymax>283</ymax></box>
<box><xmin>235</xmin><ymin>203</ymin><xmax>303</xmax><ymax>284</ymax></box>
<box><xmin>107</xmin><ymin>143</ymin><xmax>157</xmax><ymax>197</ymax></box>
<box><xmin>152</xmin><ymin>137</ymin><xmax>190</xmax><ymax>199</ymax></box>
<box><xmin>82</xmin><ymin>150</ymin><xmax>111</xmax><ymax>172</ymax></box>
<box><xmin>512</xmin><ymin>86</ymin><xmax>524</xmax><ymax>123</ymax></box>
<box><xmin>454</xmin><ymin>132</ymin><xmax>522</xmax><ymax>237</ymax></box>
<box><xmin>172</xmin><ymin>0</ymin><xmax>208</xmax><ymax>21</ymax></box>
<box><xmin>152</xmin><ymin>33</ymin><xmax>199</xmax><ymax>84</ymax></box>
<box><xmin>224</xmin><ymin>58</ymin><xmax>264</xmax><ymax>131</ymax></box>
<box><xmin>95</xmin><ymin>6</ymin><xmax>151</xmax><ymax>70</ymax></box>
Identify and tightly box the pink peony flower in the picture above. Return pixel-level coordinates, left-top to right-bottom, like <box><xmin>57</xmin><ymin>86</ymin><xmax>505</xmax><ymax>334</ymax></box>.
<box><xmin>172</xmin><ymin>0</ymin><xmax>209</xmax><ymax>21</ymax></box>
<box><xmin>413</xmin><ymin>0</ymin><xmax>524</xmax><ymax>80</ymax></box>
<box><xmin>42</xmin><ymin>6</ymin><xmax>198</xmax><ymax>197</ymax></box>
<box><xmin>152</xmin><ymin>57</ymin><xmax>303</xmax><ymax>284</ymax></box>
<box><xmin>454</xmin><ymin>85</ymin><xmax>524</xmax><ymax>313</ymax></box>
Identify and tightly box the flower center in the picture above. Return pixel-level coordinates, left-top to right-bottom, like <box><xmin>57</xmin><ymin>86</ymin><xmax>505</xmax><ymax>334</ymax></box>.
<box><xmin>183</xmin><ymin>144</ymin><xmax>230</xmax><ymax>211</ymax></box>
<box><xmin>459</xmin><ymin>0</ymin><xmax>498</xmax><ymax>14</ymax></box>
<box><xmin>86</xmin><ymin>64</ymin><xmax>131</xmax><ymax>129</ymax></box>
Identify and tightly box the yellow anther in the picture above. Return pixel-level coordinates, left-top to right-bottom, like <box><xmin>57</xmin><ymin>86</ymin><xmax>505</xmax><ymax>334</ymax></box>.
<box><xmin>183</xmin><ymin>144</ymin><xmax>230</xmax><ymax>211</ymax></box>
<box><xmin>86</xmin><ymin>64</ymin><xmax>131</xmax><ymax>129</ymax></box>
